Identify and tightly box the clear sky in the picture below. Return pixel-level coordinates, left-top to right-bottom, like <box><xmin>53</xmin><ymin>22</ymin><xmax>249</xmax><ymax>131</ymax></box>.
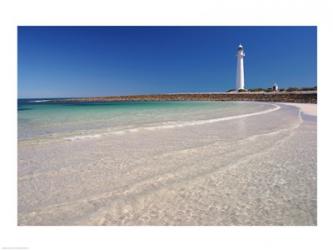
<box><xmin>18</xmin><ymin>26</ymin><xmax>317</xmax><ymax>98</ymax></box>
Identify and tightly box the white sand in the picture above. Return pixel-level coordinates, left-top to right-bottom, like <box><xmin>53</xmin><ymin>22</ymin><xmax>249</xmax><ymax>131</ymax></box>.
<box><xmin>282</xmin><ymin>103</ymin><xmax>317</xmax><ymax>116</ymax></box>
<box><xmin>18</xmin><ymin>103</ymin><xmax>317</xmax><ymax>225</ymax></box>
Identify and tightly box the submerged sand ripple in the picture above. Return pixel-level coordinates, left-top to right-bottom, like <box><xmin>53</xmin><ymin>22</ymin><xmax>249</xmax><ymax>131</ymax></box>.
<box><xmin>18</xmin><ymin>103</ymin><xmax>316</xmax><ymax>225</ymax></box>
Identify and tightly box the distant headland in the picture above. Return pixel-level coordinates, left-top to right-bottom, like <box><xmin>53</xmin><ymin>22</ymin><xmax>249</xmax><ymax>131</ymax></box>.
<box><xmin>49</xmin><ymin>88</ymin><xmax>317</xmax><ymax>104</ymax></box>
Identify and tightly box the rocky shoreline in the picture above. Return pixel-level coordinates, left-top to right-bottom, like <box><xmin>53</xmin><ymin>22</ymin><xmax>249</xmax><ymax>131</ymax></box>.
<box><xmin>52</xmin><ymin>91</ymin><xmax>317</xmax><ymax>104</ymax></box>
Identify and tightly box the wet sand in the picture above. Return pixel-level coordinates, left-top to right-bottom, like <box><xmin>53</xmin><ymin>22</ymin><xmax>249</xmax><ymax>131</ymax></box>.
<box><xmin>18</xmin><ymin>102</ymin><xmax>317</xmax><ymax>225</ymax></box>
<box><xmin>282</xmin><ymin>103</ymin><xmax>317</xmax><ymax>116</ymax></box>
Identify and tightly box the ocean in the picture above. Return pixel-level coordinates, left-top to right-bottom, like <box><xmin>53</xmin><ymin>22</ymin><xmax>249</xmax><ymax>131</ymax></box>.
<box><xmin>18</xmin><ymin>99</ymin><xmax>273</xmax><ymax>141</ymax></box>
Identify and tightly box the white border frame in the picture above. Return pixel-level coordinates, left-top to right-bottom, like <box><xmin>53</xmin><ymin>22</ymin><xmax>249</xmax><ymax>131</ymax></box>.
<box><xmin>1</xmin><ymin>0</ymin><xmax>332</xmax><ymax>249</ymax></box>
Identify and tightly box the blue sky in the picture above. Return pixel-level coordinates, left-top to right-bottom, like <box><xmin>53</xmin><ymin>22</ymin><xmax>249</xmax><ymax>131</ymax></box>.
<box><xmin>18</xmin><ymin>26</ymin><xmax>317</xmax><ymax>98</ymax></box>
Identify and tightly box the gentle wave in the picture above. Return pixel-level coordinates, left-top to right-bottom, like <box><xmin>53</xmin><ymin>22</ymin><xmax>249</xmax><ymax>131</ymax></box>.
<box><xmin>65</xmin><ymin>104</ymin><xmax>280</xmax><ymax>141</ymax></box>
<box><xmin>30</xmin><ymin>100</ymin><xmax>51</xmax><ymax>103</ymax></box>
<box><xmin>65</xmin><ymin>134</ymin><xmax>102</xmax><ymax>141</ymax></box>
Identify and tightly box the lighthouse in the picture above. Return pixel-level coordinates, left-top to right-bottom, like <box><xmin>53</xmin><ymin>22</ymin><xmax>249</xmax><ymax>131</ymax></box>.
<box><xmin>236</xmin><ymin>44</ymin><xmax>245</xmax><ymax>90</ymax></box>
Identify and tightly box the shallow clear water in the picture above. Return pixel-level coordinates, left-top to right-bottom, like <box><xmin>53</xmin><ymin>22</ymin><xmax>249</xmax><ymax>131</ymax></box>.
<box><xmin>18</xmin><ymin>100</ymin><xmax>270</xmax><ymax>140</ymax></box>
<box><xmin>18</xmin><ymin>100</ymin><xmax>317</xmax><ymax>226</ymax></box>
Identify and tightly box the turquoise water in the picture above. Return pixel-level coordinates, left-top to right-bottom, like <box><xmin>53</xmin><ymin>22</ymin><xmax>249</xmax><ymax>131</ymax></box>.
<box><xmin>18</xmin><ymin>100</ymin><xmax>270</xmax><ymax>140</ymax></box>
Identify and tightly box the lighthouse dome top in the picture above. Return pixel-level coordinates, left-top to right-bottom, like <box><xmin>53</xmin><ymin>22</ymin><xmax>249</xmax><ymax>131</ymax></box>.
<box><xmin>238</xmin><ymin>44</ymin><xmax>244</xmax><ymax>50</ymax></box>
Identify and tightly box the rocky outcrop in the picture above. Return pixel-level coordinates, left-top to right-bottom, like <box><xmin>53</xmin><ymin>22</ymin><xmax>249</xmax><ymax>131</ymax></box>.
<box><xmin>54</xmin><ymin>91</ymin><xmax>317</xmax><ymax>104</ymax></box>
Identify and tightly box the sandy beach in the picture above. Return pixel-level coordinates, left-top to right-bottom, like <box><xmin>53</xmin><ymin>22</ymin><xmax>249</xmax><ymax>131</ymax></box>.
<box><xmin>283</xmin><ymin>103</ymin><xmax>317</xmax><ymax>116</ymax></box>
<box><xmin>18</xmin><ymin>102</ymin><xmax>317</xmax><ymax>225</ymax></box>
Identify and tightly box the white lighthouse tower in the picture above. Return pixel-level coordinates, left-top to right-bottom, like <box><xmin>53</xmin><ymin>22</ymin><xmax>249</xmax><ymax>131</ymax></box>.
<box><xmin>236</xmin><ymin>44</ymin><xmax>245</xmax><ymax>90</ymax></box>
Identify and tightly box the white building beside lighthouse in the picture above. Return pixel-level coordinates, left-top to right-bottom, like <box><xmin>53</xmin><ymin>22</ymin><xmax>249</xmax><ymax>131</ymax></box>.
<box><xmin>236</xmin><ymin>44</ymin><xmax>245</xmax><ymax>90</ymax></box>
<box><xmin>273</xmin><ymin>82</ymin><xmax>279</xmax><ymax>91</ymax></box>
